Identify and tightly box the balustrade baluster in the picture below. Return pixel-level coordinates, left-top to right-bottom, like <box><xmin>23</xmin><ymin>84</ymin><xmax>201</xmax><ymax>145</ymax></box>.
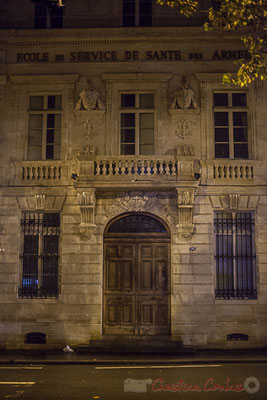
<box><xmin>121</xmin><ymin>161</ymin><xmax>126</xmax><ymax>175</ymax></box>
<box><xmin>140</xmin><ymin>160</ymin><xmax>145</xmax><ymax>175</ymax></box>
<box><xmin>240</xmin><ymin>165</ymin><xmax>244</xmax><ymax>179</ymax></box>
<box><xmin>159</xmin><ymin>161</ymin><xmax>164</xmax><ymax>175</ymax></box>
<box><xmin>150</xmin><ymin>160</ymin><xmax>155</xmax><ymax>175</ymax></box>
<box><xmin>95</xmin><ymin>161</ymin><xmax>100</xmax><ymax>175</ymax></box>
<box><xmin>133</xmin><ymin>159</ymin><xmax>137</xmax><ymax>175</ymax></box>
<box><xmin>115</xmin><ymin>160</ymin><xmax>120</xmax><ymax>175</ymax></box>
<box><xmin>229</xmin><ymin>165</ymin><xmax>232</xmax><ymax>179</ymax></box>
<box><xmin>124</xmin><ymin>160</ymin><xmax>129</xmax><ymax>175</ymax></box>
<box><xmin>147</xmin><ymin>160</ymin><xmax>151</xmax><ymax>176</ymax></box>
<box><xmin>165</xmin><ymin>161</ymin><xmax>170</xmax><ymax>176</ymax></box>
<box><xmin>102</xmin><ymin>161</ymin><xmax>107</xmax><ymax>176</ymax></box>
<box><xmin>172</xmin><ymin>161</ymin><xmax>177</xmax><ymax>176</ymax></box>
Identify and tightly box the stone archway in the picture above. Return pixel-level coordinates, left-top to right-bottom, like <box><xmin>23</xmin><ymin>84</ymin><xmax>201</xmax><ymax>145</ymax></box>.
<box><xmin>103</xmin><ymin>213</ymin><xmax>170</xmax><ymax>336</ymax></box>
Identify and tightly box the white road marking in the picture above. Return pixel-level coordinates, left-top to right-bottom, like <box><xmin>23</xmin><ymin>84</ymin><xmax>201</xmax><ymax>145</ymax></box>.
<box><xmin>0</xmin><ymin>382</ymin><xmax>35</xmax><ymax>385</ymax></box>
<box><xmin>0</xmin><ymin>367</ymin><xmax>43</xmax><ymax>370</ymax></box>
<box><xmin>95</xmin><ymin>364</ymin><xmax>221</xmax><ymax>370</ymax></box>
<box><xmin>5</xmin><ymin>390</ymin><xmax>25</xmax><ymax>398</ymax></box>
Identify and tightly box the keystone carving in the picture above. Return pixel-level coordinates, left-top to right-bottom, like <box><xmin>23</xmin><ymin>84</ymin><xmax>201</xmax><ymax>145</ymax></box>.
<box><xmin>209</xmin><ymin>194</ymin><xmax>260</xmax><ymax>210</ymax></box>
<box><xmin>229</xmin><ymin>194</ymin><xmax>240</xmax><ymax>210</ymax></box>
<box><xmin>77</xmin><ymin>189</ymin><xmax>97</xmax><ymax>241</ymax></box>
<box><xmin>16</xmin><ymin>194</ymin><xmax>66</xmax><ymax>211</ymax></box>
<box><xmin>176</xmin><ymin>188</ymin><xmax>195</xmax><ymax>241</ymax></box>
<box><xmin>35</xmin><ymin>194</ymin><xmax>46</xmax><ymax>210</ymax></box>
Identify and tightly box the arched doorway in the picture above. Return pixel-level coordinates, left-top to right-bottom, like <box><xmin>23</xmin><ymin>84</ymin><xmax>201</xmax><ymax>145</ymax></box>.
<box><xmin>103</xmin><ymin>213</ymin><xmax>170</xmax><ymax>336</ymax></box>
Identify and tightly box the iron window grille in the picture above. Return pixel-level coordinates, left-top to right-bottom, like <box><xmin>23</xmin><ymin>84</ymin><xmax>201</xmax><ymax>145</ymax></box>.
<box><xmin>28</xmin><ymin>95</ymin><xmax>62</xmax><ymax>160</ymax></box>
<box><xmin>19</xmin><ymin>213</ymin><xmax>60</xmax><ymax>298</ymax></box>
<box><xmin>213</xmin><ymin>92</ymin><xmax>249</xmax><ymax>159</ymax></box>
<box><xmin>214</xmin><ymin>211</ymin><xmax>257</xmax><ymax>300</ymax></box>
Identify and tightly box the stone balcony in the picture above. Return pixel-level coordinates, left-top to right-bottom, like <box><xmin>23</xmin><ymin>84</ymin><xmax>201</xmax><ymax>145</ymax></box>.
<box><xmin>10</xmin><ymin>161</ymin><xmax>70</xmax><ymax>186</ymax></box>
<box><xmin>9</xmin><ymin>158</ymin><xmax>267</xmax><ymax>188</ymax></box>
<box><xmin>77</xmin><ymin>155</ymin><xmax>199</xmax><ymax>190</ymax></box>
<box><xmin>202</xmin><ymin>160</ymin><xmax>266</xmax><ymax>186</ymax></box>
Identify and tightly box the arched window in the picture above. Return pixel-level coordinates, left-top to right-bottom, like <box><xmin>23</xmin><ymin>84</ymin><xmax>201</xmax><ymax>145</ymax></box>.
<box><xmin>107</xmin><ymin>213</ymin><xmax>168</xmax><ymax>233</ymax></box>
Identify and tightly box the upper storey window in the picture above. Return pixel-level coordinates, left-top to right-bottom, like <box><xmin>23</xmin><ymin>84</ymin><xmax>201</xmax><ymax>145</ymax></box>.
<box><xmin>28</xmin><ymin>95</ymin><xmax>62</xmax><ymax>160</ymax></box>
<box><xmin>213</xmin><ymin>92</ymin><xmax>249</xmax><ymax>159</ymax></box>
<box><xmin>34</xmin><ymin>1</ymin><xmax>63</xmax><ymax>29</ymax></box>
<box><xmin>123</xmin><ymin>0</ymin><xmax>152</xmax><ymax>27</ymax></box>
<box><xmin>120</xmin><ymin>93</ymin><xmax>154</xmax><ymax>155</ymax></box>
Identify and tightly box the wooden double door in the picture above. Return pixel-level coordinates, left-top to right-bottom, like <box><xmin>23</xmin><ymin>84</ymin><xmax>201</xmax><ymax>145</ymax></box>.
<box><xmin>104</xmin><ymin>238</ymin><xmax>170</xmax><ymax>335</ymax></box>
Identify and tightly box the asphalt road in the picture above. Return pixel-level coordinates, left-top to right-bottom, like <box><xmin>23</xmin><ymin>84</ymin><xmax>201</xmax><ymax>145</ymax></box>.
<box><xmin>0</xmin><ymin>362</ymin><xmax>266</xmax><ymax>400</ymax></box>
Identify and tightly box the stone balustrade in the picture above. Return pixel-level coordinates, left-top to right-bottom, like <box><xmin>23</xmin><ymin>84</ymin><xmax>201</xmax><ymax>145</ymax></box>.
<box><xmin>11</xmin><ymin>161</ymin><xmax>69</xmax><ymax>185</ymax></box>
<box><xmin>11</xmin><ymin>158</ymin><xmax>265</xmax><ymax>187</ymax></box>
<box><xmin>213</xmin><ymin>162</ymin><xmax>253</xmax><ymax>180</ymax></box>
<box><xmin>202</xmin><ymin>160</ymin><xmax>258</xmax><ymax>185</ymax></box>
<box><xmin>94</xmin><ymin>156</ymin><xmax>178</xmax><ymax>177</ymax></box>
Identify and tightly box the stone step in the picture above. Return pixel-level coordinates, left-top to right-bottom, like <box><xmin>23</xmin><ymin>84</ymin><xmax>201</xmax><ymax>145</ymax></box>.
<box><xmin>74</xmin><ymin>336</ymin><xmax>194</xmax><ymax>354</ymax></box>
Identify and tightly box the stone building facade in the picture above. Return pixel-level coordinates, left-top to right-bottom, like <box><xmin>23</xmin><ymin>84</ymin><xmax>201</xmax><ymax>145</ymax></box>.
<box><xmin>0</xmin><ymin>0</ymin><xmax>267</xmax><ymax>349</ymax></box>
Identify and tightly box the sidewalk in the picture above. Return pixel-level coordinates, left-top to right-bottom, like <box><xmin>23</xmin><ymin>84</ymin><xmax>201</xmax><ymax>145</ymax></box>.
<box><xmin>1</xmin><ymin>348</ymin><xmax>267</xmax><ymax>365</ymax></box>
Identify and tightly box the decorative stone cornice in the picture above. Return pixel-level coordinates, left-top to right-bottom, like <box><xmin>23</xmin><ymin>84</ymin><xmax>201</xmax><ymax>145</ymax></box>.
<box><xmin>102</xmin><ymin>73</ymin><xmax>172</xmax><ymax>82</ymax></box>
<box><xmin>195</xmin><ymin>73</ymin><xmax>225</xmax><ymax>82</ymax></box>
<box><xmin>6</xmin><ymin>38</ymin><xmax>243</xmax><ymax>48</ymax></box>
<box><xmin>9</xmin><ymin>74</ymin><xmax>79</xmax><ymax>84</ymax></box>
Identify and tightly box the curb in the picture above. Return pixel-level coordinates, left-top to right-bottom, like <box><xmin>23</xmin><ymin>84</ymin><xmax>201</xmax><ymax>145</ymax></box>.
<box><xmin>1</xmin><ymin>358</ymin><xmax>267</xmax><ymax>365</ymax></box>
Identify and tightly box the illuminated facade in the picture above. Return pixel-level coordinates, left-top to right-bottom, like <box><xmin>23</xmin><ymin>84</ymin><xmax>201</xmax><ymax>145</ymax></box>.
<box><xmin>0</xmin><ymin>0</ymin><xmax>267</xmax><ymax>349</ymax></box>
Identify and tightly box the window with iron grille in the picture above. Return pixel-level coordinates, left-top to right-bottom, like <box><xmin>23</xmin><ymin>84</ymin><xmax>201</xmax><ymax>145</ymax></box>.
<box><xmin>33</xmin><ymin>2</ymin><xmax>64</xmax><ymax>29</ymax></box>
<box><xmin>28</xmin><ymin>95</ymin><xmax>62</xmax><ymax>160</ymax></box>
<box><xmin>213</xmin><ymin>92</ymin><xmax>249</xmax><ymax>159</ymax></box>
<box><xmin>123</xmin><ymin>0</ymin><xmax>152</xmax><ymax>26</ymax></box>
<box><xmin>20</xmin><ymin>213</ymin><xmax>60</xmax><ymax>298</ymax></box>
<box><xmin>214</xmin><ymin>211</ymin><xmax>256</xmax><ymax>300</ymax></box>
<box><xmin>120</xmin><ymin>93</ymin><xmax>154</xmax><ymax>155</ymax></box>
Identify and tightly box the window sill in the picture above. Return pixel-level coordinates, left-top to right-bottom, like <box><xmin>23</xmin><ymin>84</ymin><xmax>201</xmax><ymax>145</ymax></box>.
<box><xmin>17</xmin><ymin>298</ymin><xmax>59</xmax><ymax>303</ymax></box>
<box><xmin>215</xmin><ymin>299</ymin><xmax>258</xmax><ymax>305</ymax></box>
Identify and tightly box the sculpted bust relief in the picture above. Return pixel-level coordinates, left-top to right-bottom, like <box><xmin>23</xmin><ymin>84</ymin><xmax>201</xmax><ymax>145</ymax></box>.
<box><xmin>170</xmin><ymin>77</ymin><xmax>199</xmax><ymax>110</ymax></box>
